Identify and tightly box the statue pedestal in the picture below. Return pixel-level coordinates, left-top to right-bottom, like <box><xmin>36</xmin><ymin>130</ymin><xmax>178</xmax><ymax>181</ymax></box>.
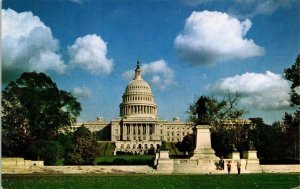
<box><xmin>243</xmin><ymin>151</ymin><xmax>262</xmax><ymax>173</ymax></box>
<box><xmin>157</xmin><ymin>151</ymin><xmax>173</xmax><ymax>173</ymax></box>
<box><xmin>191</xmin><ymin>125</ymin><xmax>218</xmax><ymax>160</ymax></box>
<box><xmin>229</xmin><ymin>152</ymin><xmax>240</xmax><ymax>160</ymax></box>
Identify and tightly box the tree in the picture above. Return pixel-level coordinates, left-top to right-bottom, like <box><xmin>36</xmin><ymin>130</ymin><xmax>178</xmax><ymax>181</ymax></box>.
<box><xmin>284</xmin><ymin>54</ymin><xmax>300</xmax><ymax>106</ymax></box>
<box><xmin>65</xmin><ymin>126</ymin><xmax>100</xmax><ymax>165</ymax></box>
<box><xmin>249</xmin><ymin>118</ymin><xmax>279</xmax><ymax>161</ymax></box>
<box><xmin>249</xmin><ymin>116</ymin><xmax>299</xmax><ymax>163</ymax></box>
<box><xmin>2</xmin><ymin>72</ymin><xmax>81</xmax><ymax>158</ymax></box>
<box><xmin>282</xmin><ymin>55</ymin><xmax>300</xmax><ymax>161</ymax></box>
<box><xmin>180</xmin><ymin>133</ymin><xmax>195</xmax><ymax>155</ymax></box>
<box><xmin>282</xmin><ymin>112</ymin><xmax>299</xmax><ymax>161</ymax></box>
<box><xmin>27</xmin><ymin>140</ymin><xmax>64</xmax><ymax>165</ymax></box>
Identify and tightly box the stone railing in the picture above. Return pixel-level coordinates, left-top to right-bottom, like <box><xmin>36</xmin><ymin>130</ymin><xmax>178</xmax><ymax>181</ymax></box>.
<box><xmin>2</xmin><ymin>157</ymin><xmax>44</xmax><ymax>174</ymax></box>
<box><xmin>2</xmin><ymin>157</ymin><xmax>44</xmax><ymax>167</ymax></box>
<box><xmin>261</xmin><ymin>165</ymin><xmax>300</xmax><ymax>173</ymax></box>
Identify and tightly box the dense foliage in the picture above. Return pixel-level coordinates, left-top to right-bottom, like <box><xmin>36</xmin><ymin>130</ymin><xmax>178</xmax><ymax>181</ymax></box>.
<box><xmin>180</xmin><ymin>133</ymin><xmax>195</xmax><ymax>155</ymax></box>
<box><xmin>284</xmin><ymin>54</ymin><xmax>300</xmax><ymax>106</ymax></box>
<box><xmin>65</xmin><ymin>126</ymin><xmax>101</xmax><ymax>165</ymax></box>
<box><xmin>249</xmin><ymin>116</ymin><xmax>299</xmax><ymax>162</ymax></box>
<box><xmin>2</xmin><ymin>72</ymin><xmax>82</xmax><ymax>164</ymax></box>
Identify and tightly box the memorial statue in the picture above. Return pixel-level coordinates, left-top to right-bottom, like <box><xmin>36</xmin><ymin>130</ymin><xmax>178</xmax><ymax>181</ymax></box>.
<box><xmin>249</xmin><ymin>141</ymin><xmax>256</xmax><ymax>150</ymax></box>
<box><xmin>231</xmin><ymin>144</ymin><xmax>238</xmax><ymax>152</ymax></box>
<box><xmin>196</xmin><ymin>96</ymin><xmax>209</xmax><ymax>124</ymax></box>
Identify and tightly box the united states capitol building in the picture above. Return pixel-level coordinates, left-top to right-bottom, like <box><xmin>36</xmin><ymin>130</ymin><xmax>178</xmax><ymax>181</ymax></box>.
<box><xmin>71</xmin><ymin>61</ymin><xmax>194</xmax><ymax>153</ymax></box>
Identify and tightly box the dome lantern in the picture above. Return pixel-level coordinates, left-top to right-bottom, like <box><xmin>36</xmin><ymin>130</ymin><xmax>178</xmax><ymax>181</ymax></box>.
<box><xmin>134</xmin><ymin>60</ymin><xmax>142</xmax><ymax>80</ymax></box>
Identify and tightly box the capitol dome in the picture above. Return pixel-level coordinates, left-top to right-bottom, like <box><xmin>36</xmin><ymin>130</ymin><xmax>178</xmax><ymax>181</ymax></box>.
<box><xmin>120</xmin><ymin>61</ymin><xmax>157</xmax><ymax>118</ymax></box>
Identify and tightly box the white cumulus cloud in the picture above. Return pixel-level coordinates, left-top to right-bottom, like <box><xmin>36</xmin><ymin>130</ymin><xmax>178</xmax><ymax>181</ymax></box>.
<box><xmin>208</xmin><ymin>71</ymin><xmax>291</xmax><ymax>109</ymax></box>
<box><xmin>122</xmin><ymin>59</ymin><xmax>175</xmax><ymax>89</ymax></box>
<box><xmin>174</xmin><ymin>11</ymin><xmax>264</xmax><ymax>65</ymax></box>
<box><xmin>71</xmin><ymin>86</ymin><xmax>92</xmax><ymax>98</ymax></box>
<box><xmin>68</xmin><ymin>34</ymin><xmax>113</xmax><ymax>75</ymax></box>
<box><xmin>2</xmin><ymin>8</ymin><xmax>66</xmax><ymax>82</ymax></box>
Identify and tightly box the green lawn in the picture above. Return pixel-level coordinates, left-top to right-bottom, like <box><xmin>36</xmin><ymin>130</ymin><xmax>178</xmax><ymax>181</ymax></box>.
<box><xmin>2</xmin><ymin>174</ymin><xmax>299</xmax><ymax>189</ymax></box>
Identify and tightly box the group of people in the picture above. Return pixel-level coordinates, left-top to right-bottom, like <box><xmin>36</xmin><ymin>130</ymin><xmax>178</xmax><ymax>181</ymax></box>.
<box><xmin>219</xmin><ymin>157</ymin><xmax>241</xmax><ymax>174</ymax></box>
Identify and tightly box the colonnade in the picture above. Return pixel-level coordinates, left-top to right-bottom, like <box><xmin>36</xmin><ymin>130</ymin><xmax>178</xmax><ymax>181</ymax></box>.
<box><xmin>123</xmin><ymin>95</ymin><xmax>152</xmax><ymax>102</ymax></box>
<box><xmin>122</xmin><ymin>123</ymin><xmax>155</xmax><ymax>141</ymax></box>
<box><xmin>120</xmin><ymin>105</ymin><xmax>156</xmax><ymax>116</ymax></box>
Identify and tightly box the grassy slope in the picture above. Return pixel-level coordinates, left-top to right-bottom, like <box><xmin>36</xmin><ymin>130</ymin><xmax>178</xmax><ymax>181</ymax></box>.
<box><xmin>98</xmin><ymin>142</ymin><xmax>115</xmax><ymax>156</ymax></box>
<box><xmin>2</xmin><ymin>174</ymin><xmax>299</xmax><ymax>189</ymax></box>
<box><xmin>166</xmin><ymin>142</ymin><xmax>184</xmax><ymax>156</ymax></box>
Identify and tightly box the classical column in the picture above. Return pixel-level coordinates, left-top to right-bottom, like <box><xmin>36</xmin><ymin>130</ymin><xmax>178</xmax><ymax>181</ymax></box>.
<box><xmin>122</xmin><ymin>124</ymin><xmax>126</xmax><ymax>140</ymax></box>
<box><xmin>135</xmin><ymin>124</ymin><xmax>138</xmax><ymax>137</ymax></box>
<box><xmin>146</xmin><ymin>124</ymin><xmax>149</xmax><ymax>140</ymax></box>
<box><xmin>131</xmin><ymin>124</ymin><xmax>134</xmax><ymax>140</ymax></box>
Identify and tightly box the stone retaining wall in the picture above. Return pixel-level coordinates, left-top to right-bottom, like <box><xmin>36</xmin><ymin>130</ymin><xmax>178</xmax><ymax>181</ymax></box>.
<box><xmin>3</xmin><ymin>165</ymin><xmax>154</xmax><ymax>174</ymax></box>
<box><xmin>261</xmin><ymin>165</ymin><xmax>300</xmax><ymax>173</ymax></box>
<box><xmin>2</xmin><ymin>158</ymin><xmax>44</xmax><ymax>167</ymax></box>
<box><xmin>3</xmin><ymin>165</ymin><xmax>300</xmax><ymax>174</ymax></box>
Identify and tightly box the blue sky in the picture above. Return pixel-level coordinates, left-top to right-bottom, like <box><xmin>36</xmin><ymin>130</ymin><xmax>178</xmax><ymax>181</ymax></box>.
<box><xmin>2</xmin><ymin>0</ymin><xmax>299</xmax><ymax>124</ymax></box>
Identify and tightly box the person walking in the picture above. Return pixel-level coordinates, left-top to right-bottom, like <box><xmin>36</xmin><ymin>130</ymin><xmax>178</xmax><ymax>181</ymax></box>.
<box><xmin>219</xmin><ymin>157</ymin><xmax>224</xmax><ymax>170</ymax></box>
<box><xmin>226</xmin><ymin>161</ymin><xmax>231</xmax><ymax>174</ymax></box>
<box><xmin>237</xmin><ymin>161</ymin><xmax>241</xmax><ymax>175</ymax></box>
